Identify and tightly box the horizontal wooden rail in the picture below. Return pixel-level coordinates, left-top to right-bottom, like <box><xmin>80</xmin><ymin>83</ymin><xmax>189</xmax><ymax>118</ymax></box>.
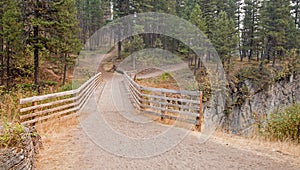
<box><xmin>19</xmin><ymin>73</ymin><xmax>103</xmax><ymax>125</ymax></box>
<box><xmin>121</xmin><ymin>70</ymin><xmax>203</xmax><ymax>129</ymax></box>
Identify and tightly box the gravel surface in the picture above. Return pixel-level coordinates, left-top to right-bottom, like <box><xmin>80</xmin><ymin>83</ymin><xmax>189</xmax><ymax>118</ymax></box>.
<box><xmin>37</xmin><ymin>73</ymin><xmax>300</xmax><ymax>170</ymax></box>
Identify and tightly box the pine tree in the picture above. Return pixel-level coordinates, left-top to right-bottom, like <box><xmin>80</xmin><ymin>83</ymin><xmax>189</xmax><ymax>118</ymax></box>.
<box><xmin>21</xmin><ymin>0</ymin><xmax>53</xmax><ymax>90</ymax></box>
<box><xmin>76</xmin><ymin>0</ymin><xmax>105</xmax><ymax>44</ymax></box>
<box><xmin>211</xmin><ymin>11</ymin><xmax>238</xmax><ymax>67</ymax></box>
<box><xmin>49</xmin><ymin>0</ymin><xmax>81</xmax><ymax>85</ymax></box>
<box><xmin>199</xmin><ymin>0</ymin><xmax>217</xmax><ymax>39</ymax></box>
<box><xmin>190</xmin><ymin>4</ymin><xmax>207</xmax><ymax>33</ymax></box>
<box><xmin>181</xmin><ymin>0</ymin><xmax>200</xmax><ymax>20</ymax></box>
<box><xmin>132</xmin><ymin>0</ymin><xmax>153</xmax><ymax>13</ymax></box>
<box><xmin>241</xmin><ymin>0</ymin><xmax>261</xmax><ymax>62</ymax></box>
<box><xmin>0</xmin><ymin>0</ymin><xmax>23</xmax><ymax>88</ymax></box>
<box><xmin>259</xmin><ymin>0</ymin><xmax>291</xmax><ymax>68</ymax></box>
<box><xmin>285</xmin><ymin>18</ymin><xmax>300</xmax><ymax>51</ymax></box>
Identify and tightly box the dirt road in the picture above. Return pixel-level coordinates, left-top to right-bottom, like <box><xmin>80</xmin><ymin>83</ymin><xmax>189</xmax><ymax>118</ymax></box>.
<box><xmin>37</xmin><ymin>72</ymin><xmax>300</xmax><ymax>170</ymax></box>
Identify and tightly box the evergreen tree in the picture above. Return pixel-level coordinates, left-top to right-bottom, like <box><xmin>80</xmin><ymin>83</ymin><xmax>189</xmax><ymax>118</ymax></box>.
<box><xmin>199</xmin><ymin>0</ymin><xmax>217</xmax><ymax>39</ymax></box>
<box><xmin>22</xmin><ymin>0</ymin><xmax>52</xmax><ymax>90</ymax></box>
<box><xmin>259</xmin><ymin>0</ymin><xmax>291</xmax><ymax>68</ymax></box>
<box><xmin>285</xmin><ymin>18</ymin><xmax>300</xmax><ymax>51</ymax></box>
<box><xmin>190</xmin><ymin>4</ymin><xmax>207</xmax><ymax>33</ymax></box>
<box><xmin>49</xmin><ymin>0</ymin><xmax>81</xmax><ymax>85</ymax></box>
<box><xmin>181</xmin><ymin>0</ymin><xmax>200</xmax><ymax>20</ymax></box>
<box><xmin>189</xmin><ymin>4</ymin><xmax>207</xmax><ymax>71</ymax></box>
<box><xmin>76</xmin><ymin>0</ymin><xmax>105</xmax><ymax>44</ymax></box>
<box><xmin>0</xmin><ymin>0</ymin><xmax>23</xmax><ymax>87</ymax></box>
<box><xmin>241</xmin><ymin>0</ymin><xmax>261</xmax><ymax>62</ymax></box>
<box><xmin>211</xmin><ymin>11</ymin><xmax>238</xmax><ymax>67</ymax></box>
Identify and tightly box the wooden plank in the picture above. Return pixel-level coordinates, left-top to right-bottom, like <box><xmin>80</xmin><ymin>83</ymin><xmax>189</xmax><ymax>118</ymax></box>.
<box><xmin>77</xmin><ymin>77</ymin><xmax>101</xmax><ymax>104</ymax></box>
<box><xmin>20</xmin><ymin>97</ymin><xmax>77</xmax><ymax>113</ymax></box>
<box><xmin>140</xmin><ymin>86</ymin><xmax>200</xmax><ymax>96</ymax></box>
<box><xmin>19</xmin><ymin>89</ymin><xmax>77</xmax><ymax>105</ymax></box>
<box><xmin>129</xmin><ymin>84</ymin><xmax>142</xmax><ymax>101</ymax></box>
<box><xmin>77</xmin><ymin>77</ymin><xmax>100</xmax><ymax>101</ymax></box>
<box><xmin>20</xmin><ymin>102</ymin><xmax>77</xmax><ymax>120</ymax></box>
<box><xmin>124</xmin><ymin>73</ymin><xmax>140</xmax><ymax>90</ymax></box>
<box><xmin>19</xmin><ymin>73</ymin><xmax>103</xmax><ymax>125</ymax></box>
<box><xmin>76</xmin><ymin>72</ymin><xmax>102</xmax><ymax>93</ymax></box>
<box><xmin>129</xmin><ymin>83</ymin><xmax>142</xmax><ymax>97</ymax></box>
<box><xmin>142</xmin><ymin>110</ymin><xmax>197</xmax><ymax>124</ymax></box>
<box><xmin>21</xmin><ymin>107</ymin><xmax>78</xmax><ymax>125</ymax></box>
<box><xmin>141</xmin><ymin>93</ymin><xmax>200</xmax><ymax>105</ymax></box>
<box><xmin>129</xmin><ymin>85</ymin><xmax>142</xmax><ymax>108</ymax></box>
<box><xmin>77</xmin><ymin>78</ymin><xmax>101</xmax><ymax>110</ymax></box>
<box><xmin>20</xmin><ymin>72</ymin><xmax>101</xmax><ymax>105</ymax></box>
<box><xmin>141</xmin><ymin>104</ymin><xmax>198</xmax><ymax>117</ymax></box>
<box><xmin>139</xmin><ymin>98</ymin><xmax>200</xmax><ymax>111</ymax></box>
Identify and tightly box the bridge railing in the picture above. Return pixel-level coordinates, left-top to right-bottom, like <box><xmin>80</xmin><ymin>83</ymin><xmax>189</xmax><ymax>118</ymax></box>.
<box><xmin>19</xmin><ymin>73</ymin><xmax>102</xmax><ymax>125</ymax></box>
<box><xmin>123</xmin><ymin>71</ymin><xmax>203</xmax><ymax>130</ymax></box>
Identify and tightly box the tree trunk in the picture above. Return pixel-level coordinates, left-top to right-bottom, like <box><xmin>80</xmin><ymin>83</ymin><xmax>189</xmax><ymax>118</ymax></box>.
<box><xmin>248</xmin><ymin>48</ymin><xmax>253</xmax><ymax>63</ymax></box>
<box><xmin>237</xmin><ymin>2</ymin><xmax>242</xmax><ymax>61</ymax></box>
<box><xmin>296</xmin><ymin>1</ymin><xmax>299</xmax><ymax>28</ymax></box>
<box><xmin>33</xmin><ymin>25</ymin><xmax>39</xmax><ymax>91</ymax></box>
<box><xmin>272</xmin><ymin>50</ymin><xmax>276</xmax><ymax>67</ymax></box>
<box><xmin>240</xmin><ymin>49</ymin><xmax>244</xmax><ymax>62</ymax></box>
<box><xmin>118</xmin><ymin>28</ymin><xmax>121</xmax><ymax>60</ymax></box>
<box><xmin>260</xmin><ymin>37</ymin><xmax>272</xmax><ymax>69</ymax></box>
<box><xmin>62</xmin><ymin>53</ymin><xmax>67</xmax><ymax>85</ymax></box>
<box><xmin>187</xmin><ymin>48</ymin><xmax>190</xmax><ymax>66</ymax></box>
<box><xmin>0</xmin><ymin>25</ymin><xmax>3</xmax><ymax>85</ymax></box>
<box><xmin>118</xmin><ymin>41</ymin><xmax>122</xmax><ymax>60</ymax></box>
<box><xmin>171</xmin><ymin>38</ymin><xmax>176</xmax><ymax>54</ymax></box>
<box><xmin>256</xmin><ymin>45</ymin><xmax>260</xmax><ymax>61</ymax></box>
<box><xmin>6</xmin><ymin>44</ymin><xmax>10</xmax><ymax>88</ymax></box>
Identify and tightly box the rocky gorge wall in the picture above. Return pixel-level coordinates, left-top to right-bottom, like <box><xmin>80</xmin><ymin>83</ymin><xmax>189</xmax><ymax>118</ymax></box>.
<box><xmin>225</xmin><ymin>73</ymin><xmax>300</xmax><ymax>134</ymax></box>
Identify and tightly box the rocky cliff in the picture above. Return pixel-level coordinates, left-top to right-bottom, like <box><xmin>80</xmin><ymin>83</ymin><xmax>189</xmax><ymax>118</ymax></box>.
<box><xmin>224</xmin><ymin>73</ymin><xmax>300</xmax><ymax>134</ymax></box>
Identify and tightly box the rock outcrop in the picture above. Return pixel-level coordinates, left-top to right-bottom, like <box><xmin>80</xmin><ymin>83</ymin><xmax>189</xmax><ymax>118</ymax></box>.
<box><xmin>0</xmin><ymin>127</ymin><xmax>41</xmax><ymax>170</ymax></box>
<box><xmin>225</xmin><ymin>73</ymin><xmax>300</xmax><ymax>134</ymax></box>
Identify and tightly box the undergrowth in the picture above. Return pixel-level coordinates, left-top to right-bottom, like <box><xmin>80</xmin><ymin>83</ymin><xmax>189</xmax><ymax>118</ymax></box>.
<box><xmin>0</xmin><ymin>120</ymin><xmax>25</xmax><ymax>148</ymax></box>
<box><xmin>261</xmin><ymin>103</ymin><xmax>300</xmax><ymax>143</ymax></box>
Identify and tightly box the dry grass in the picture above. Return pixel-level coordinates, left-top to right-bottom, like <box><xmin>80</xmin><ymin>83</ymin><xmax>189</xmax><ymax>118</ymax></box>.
<box><xmin>35</xmin><ymin>114</ymin><xmax>79</xmax><ymax>136</ymax></box>
<box><xmin>213</xmin><ymin>130</ymin><xmax>300</xmax><ymax>158</ymax></box>
<box><xmin>136</xmin><ymin>71</ymin><xmax>180</xmax><ymax>90</ymax></box>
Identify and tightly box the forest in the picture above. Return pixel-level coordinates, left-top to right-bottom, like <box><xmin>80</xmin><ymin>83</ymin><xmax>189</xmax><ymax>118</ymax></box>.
<box><xmin>0</xmin><ymin>0</ymin><xmax>299</xmax><ymax>138</ymax></box>
<box><xmin>0</xmin><ymin>0</ymin><xmax>299</xmax><ymax>92</ymax></box>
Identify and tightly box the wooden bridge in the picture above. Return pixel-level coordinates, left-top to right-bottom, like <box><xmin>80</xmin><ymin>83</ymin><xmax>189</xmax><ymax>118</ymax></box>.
<box><xmin>19</xmin><ymin>71</ymin><xmax>203</xmax><ymax>130</ymax></box>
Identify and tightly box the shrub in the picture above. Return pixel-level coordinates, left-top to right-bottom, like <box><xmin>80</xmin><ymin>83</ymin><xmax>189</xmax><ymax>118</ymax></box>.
<box><xmin>0</xmin><ymin>121</ymin><xmax>25</xmax><ymax>148</ymax></box>
<box><xmin>264</xmin><ymin>103</ymin><xmax>300</xmax><ymax>143</ymax></box>
<box><xmin>58</xmin><ymin>83</ymin><xmax>73</xmax><ymax>92</ymax></box>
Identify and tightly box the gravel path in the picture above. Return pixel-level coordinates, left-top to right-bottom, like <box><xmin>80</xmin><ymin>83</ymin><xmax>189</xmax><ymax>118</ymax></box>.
<box><xmin>37</xmin><ymin>73</ymin><xmax>300</xmax><ymax>170</ymax></box>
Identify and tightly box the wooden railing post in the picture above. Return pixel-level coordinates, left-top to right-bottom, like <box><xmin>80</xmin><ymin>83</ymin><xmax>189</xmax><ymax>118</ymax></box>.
<box><xmin>139</xmin><ymin>86</ymin><xmax>144</xmax><ymax>110</ymax></box>
<box><xmin>32</xmin><ymin>101</ymin><xmax>38</xmax><ymax>126</ymax></box>
<box><xmin>197</xmin><ymin>91</ymin><xmax>203</xmax><ymax>131</ymax></box>
<box><xmin>161</xmin><ymin>92</ymin><xmax>166</xmax><ymax>120</ymax></box>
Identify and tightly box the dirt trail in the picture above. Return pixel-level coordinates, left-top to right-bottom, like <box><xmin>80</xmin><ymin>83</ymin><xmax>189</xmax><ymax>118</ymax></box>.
<box><xmin>36</xmin><ymin>53</ymin><xmax>300</xmax><ymax>169</ymax></box>
<box><xmin>135</xmin><ymin>63</ymin><xmax>188</xmax><ymax>79</ymax></box>
<box><xmin>37</xmin><ymin>74</ymin><xmax>300</xmax><ymax>170</ymax></box>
